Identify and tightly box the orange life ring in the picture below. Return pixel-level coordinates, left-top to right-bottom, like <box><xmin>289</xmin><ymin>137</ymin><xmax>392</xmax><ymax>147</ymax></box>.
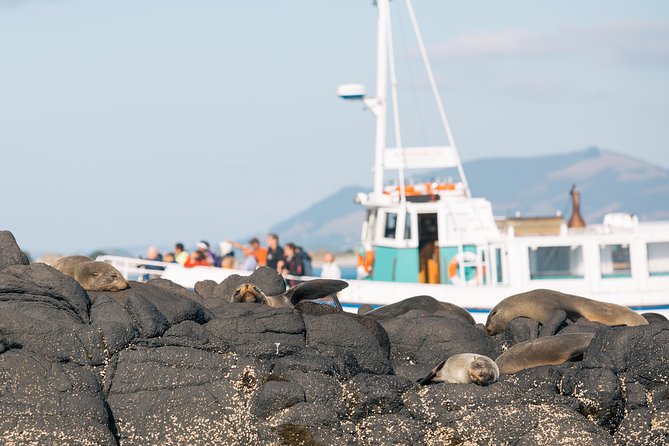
<box><xmin>357</xmin><ymin>251</ymin><xmax>375</xmax><ymax>274</ymax></box>
<box><xmin>448</xmin><ymin>252</ymin><xmax>483</xmax><ymax>285</ymax></box>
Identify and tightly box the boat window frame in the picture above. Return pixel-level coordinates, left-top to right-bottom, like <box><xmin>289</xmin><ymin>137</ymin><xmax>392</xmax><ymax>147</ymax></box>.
<box><xmin>528</xmin><ymin>244</ymin><xmax>585</xmax><ymax>280</ymax></box>
<box><xmin>599</xmin><ymin>243</ymin><xmax>632</xmax><ymax>279</ymax></box>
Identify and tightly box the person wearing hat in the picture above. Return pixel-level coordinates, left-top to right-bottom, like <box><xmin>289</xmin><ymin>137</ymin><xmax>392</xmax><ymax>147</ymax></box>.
<box><xmin>196</xmin><ymin>241</ymin><xmax>216</xmax><ymax>266</ymax></box>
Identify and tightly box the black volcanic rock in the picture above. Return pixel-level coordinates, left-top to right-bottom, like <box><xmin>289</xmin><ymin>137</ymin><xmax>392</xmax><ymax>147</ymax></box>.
<box><xmin>0</xmin><ymin>230</ymin><xmax>29</xmax><ymax>271</ymax></box>
<box><xmin>378</xmin><ymin>310</ymin><xmax>499</xmax><ymax>381</ymax></box>
<box><xmin>2</xmin><ymin>229</ymin><xmax>669</xmax><ymax>444</ymax></box>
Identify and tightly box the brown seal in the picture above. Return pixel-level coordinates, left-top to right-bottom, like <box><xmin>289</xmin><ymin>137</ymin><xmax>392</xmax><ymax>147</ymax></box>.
<box><xmin>51</xmin><ymin>255</ymin><xmax>129</xmax><ymax>292</ymax></box>
<box><xmin>486</xmin><ymin>289</ymin><xmax>647</xmax><ymax>335</ymax></box>
<box><xmin>230</xmin><ymin>279</ymin><xmax>348</xmax><ymax>309</ymax></box>
<box><xmin>495</xmin><ymin>333</ymin><xmax>595</xmax><ymax>375</ymax></box>
<box><xmin>417</xmin><ymin>353</ymin><xmax>499</xmax><ymax>386</ymax></box>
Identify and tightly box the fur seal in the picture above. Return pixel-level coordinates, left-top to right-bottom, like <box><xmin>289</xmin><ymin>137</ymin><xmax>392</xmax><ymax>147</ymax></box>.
<box><xmin>231</xmin><ymin>279</ymin><xmax>348</xmax><ymax>309</ymax></box>
<box><xmin>366</xmin><ymin>295</ymin><xmax>475</xmax><ymax>325</ymax></box>
<box><xmin>495</xmin><ymin>333</ymin><xmax>595</xmax><ymax>375</ymax></box>
<box><xmin>51</xmin><ymin>255</ymin><xmax>129</xmax><ymax>292</ymax></box>
<box><xmin>417</xmin><ymin>353</ymin><xmax>499</xmax><ymax>386</ymax></box>
<box><xmin>486</xmin><ymin>289</ymin><xmax>647</xmax><ymax>335</ymax></box>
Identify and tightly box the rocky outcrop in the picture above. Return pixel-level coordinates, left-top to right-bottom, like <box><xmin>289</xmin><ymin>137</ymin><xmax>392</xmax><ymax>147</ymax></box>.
<box><xmin>1</xmin><ymin>231</ymin><xmax>668</xmax><ymax>445</ymax></box>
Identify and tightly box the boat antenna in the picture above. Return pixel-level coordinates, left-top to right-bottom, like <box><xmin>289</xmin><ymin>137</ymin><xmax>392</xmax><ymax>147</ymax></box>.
<box><xmin>404</xmin><ymin>0</ymin><xmax>470</xmax><ymax>196</ymax></box>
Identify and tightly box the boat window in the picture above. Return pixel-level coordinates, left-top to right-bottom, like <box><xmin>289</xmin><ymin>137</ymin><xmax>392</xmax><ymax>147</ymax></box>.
<box><xmin>404</xmin><ymin>212</ymin><xmax>412</xmax><ymax>240</ymax></box>
<box><xmin>384</xmin><ymin>212</ymin><xmax>398</xmax><ymax>239</ymax></box>
<box><xmin>529</xmin><ymin>246</ymin><xmax>584</xmax><ymax>280</ymax></box>
<box><xmin>600</xmin><ymin>244</ymin><xmax>631</xmax><ymax>278</ymax></box>
<box><xmin>648</xmin><ymin>242</ymin><xmax>669</xmax><ymax>276</ymax></box>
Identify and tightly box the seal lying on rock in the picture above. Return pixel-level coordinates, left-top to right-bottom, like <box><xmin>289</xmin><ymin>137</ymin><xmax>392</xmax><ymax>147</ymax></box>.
<box><xmin>417</xmin><ymin>353</ymin><xmax>499</xmax><ymax>386</ymax></box>
<box><xmin>495</xmin><ymin>333</ymin><xmax>595</xmax><ymax>375</ymax></box>
<box><xmin>486</xmin><ymin>289</ymin><xmax>647</xmax><ymax>335</ymax></box>
<box><xmin>232</xmin><ymin>279</ymin><xmax>348</xmax><ymax>309</ymax></box>
<box><xmin>51</xmin><ymin>256</ymin><xmax>129</xmax><ymax>292</ymax></box>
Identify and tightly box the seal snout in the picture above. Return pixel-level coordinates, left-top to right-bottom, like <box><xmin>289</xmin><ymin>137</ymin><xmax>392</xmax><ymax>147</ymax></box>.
<box><xmin>232</xmin><ymin>283</ymin><xmax>264</xmax><ymax>304</ymax></box>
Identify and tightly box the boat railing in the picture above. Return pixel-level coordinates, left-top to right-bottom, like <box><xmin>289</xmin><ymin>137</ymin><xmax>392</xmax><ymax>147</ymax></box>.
<box><xmin>96</xmin><ymin>254</ymin><xmax>330</xmax><ymax>286</ymax></box>
<box><xmin>96</xmin><ymin>255</ymin><xmax>171</xmax><ymax>282</ymax></box>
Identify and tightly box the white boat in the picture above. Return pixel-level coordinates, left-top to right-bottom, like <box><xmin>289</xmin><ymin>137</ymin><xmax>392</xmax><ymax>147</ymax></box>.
<box><xmin>99</xmin><ymin>0</ymin><xmax>669</xmax><ymax>323</ymax></box>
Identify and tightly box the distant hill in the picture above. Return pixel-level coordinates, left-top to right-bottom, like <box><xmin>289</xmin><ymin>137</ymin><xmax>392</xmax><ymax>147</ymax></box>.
<box><xmin>269</xmin><ymin>148</ymin><xmax>669</xmax><ymax>251</ymax></box>
<box><xmin>268</xmin><ymin>186</ymin><xmax>367</xmax><ymax>252</ymax></box>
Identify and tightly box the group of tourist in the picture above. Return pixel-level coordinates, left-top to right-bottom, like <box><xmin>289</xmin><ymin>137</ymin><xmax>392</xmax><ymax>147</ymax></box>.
<box><xmin>142</xmin><ymin>233</ymin><xmax>342</xmax><ymax>280</ymax></box>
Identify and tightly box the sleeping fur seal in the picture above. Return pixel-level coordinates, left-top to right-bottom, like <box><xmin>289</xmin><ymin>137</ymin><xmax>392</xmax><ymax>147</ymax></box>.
<box><xmin>495</xmin><ymin>333</ymin><xmax>595</xmax><ymax>375</ymax></box>
<box><xmin>417</xmin><ymin>353</ymin><xmax>499</xmax><ymax>386</ymax></box>
<box><xmin>486</xmin><ymin>289</ymin><xmax>647</xmax><ymax>335</ymax></box>
<box><xmin>51</xmin><ymin>255</ymin><xmax>129</xmax><ymax>292</ymax></box>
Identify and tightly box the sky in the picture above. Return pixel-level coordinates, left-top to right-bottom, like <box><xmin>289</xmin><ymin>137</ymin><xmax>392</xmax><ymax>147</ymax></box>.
<box><xmin>1</xmin><ymin>0</ymin><xmax>668</xmax><ymax>255</ymax></box>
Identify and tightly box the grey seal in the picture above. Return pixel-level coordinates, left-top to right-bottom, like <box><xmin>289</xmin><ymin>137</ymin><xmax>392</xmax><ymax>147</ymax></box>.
<box><xmin>495</xmin><ymin>333</ymin><xmax>595</xmax><ymax>375</ymax></box>
<box><xmin>417</xmin><ymin>353</ymin><xmax>499</xmax><ymax>386</ymax></box>
<box><xmin>486</xmin><ymin>289</ymin><xmax>647</xmax><ymax>335</ymax></box>
<box><xmin>51</xmin><ymin>255</ymin><xmax>129</xmax><ymax>292</ymax></box>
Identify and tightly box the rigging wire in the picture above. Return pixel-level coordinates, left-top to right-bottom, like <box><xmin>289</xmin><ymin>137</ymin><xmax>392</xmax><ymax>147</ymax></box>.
<box><xmin>397</xmin><ymin>3</ymin><xmax>428</xmax><ymax>147</ymax></box>
<box><xmin>404</xmin><ymin>0</ymin><xmax>470</xmax><ymax>196</ymax></box>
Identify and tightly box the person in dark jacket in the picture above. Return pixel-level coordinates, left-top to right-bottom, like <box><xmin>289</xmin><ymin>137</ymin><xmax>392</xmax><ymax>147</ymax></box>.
<box><xmin>266</xmin><ymin>233</ymin><xmax>285</xmax><ymax>271</ymax></box>
<box><xmin>281</xmin><ymin>242</ymin><xmax>304</xmax><ymax>286</ymax></box>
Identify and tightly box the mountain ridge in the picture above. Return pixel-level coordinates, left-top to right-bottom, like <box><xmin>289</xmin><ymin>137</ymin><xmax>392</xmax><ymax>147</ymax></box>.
<box><xmin>269</xmin><ymin>147</ymin><xmax>669</xmax><ymax>251</ymax></box>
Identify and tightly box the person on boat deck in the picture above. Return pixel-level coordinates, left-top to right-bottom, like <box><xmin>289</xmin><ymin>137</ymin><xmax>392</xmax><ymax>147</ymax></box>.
<box><xmin>174</xmin><ymin>243</ymin><xmax>189</xmax><ymax>266</ymax></box>
<box><xmin>184</xmin><ymin>250</ymin><xmax>209</xmax><ymax>268</ymax></box>
<box><xmin>239</xmin><ymin>246</ymin><xmax>258</xmax><ymax>271</ymax></box>
<box><xmin>281</xmin><ymin>242</ymin><xmax>305</xmax><ymax>286</ymax></box>
<box><xmin>141</xmin><ymin>246</ymin><xmax>164</xmax><ymax>281</ymax></box>
<box><xmin>228</xmin><ymin>238</ymin><xmax>267</xmax><ymax>267</ymax></box>
<box><xmin>163</xmin><ymin>252</ymin><xmax>176</xmax><ymax>263</ymax></box>
<box><xmin>320</xmin><ymin>252</ymin><xmax>342</xmax><ymax>279</ymax></box>
<box><xmin>266</xmin><ymin>233</ymin><xmax>285</xmax><ymax>271</ymax></box>
<box><xmin>196</xmin><ymin>241</ymin><xmax>217</xmax><ymax>266</ymax></box>
<box><xmin>218</xmin><ymin>241</ymin><xmax>235</xmax><ymax>268</ymax></box>
<box><xmin>249</xmin><ymin>237</ymin><xmax>268</xmax><ymax>266</ymax></box>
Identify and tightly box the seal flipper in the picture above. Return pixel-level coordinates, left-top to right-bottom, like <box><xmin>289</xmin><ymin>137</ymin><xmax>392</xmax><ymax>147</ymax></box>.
<box><xmin>539</xmin><ymin>309</ymin><xmax>568</xmax><ymax>337</ymax></box>
<box><xmin>284</xmin><ymin>279</ymin><xmax>348</xmax><ymax>305</ymax></box>
<box><xmin>417</xmin><ymin>358</ymin><xmax>448</xmax><ymax>385</ymax></box>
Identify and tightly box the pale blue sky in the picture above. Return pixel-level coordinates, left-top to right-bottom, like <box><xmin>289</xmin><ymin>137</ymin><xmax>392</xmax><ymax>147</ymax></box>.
<box><xmin>1</xmin><ymin>0</ymin><xmax>668</xmax><ymax>254</ymax></box>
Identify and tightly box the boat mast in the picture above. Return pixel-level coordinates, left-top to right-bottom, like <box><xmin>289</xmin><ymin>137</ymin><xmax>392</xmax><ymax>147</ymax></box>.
<box><xmin>372</xmin><ymin>0</ymin><xmax>390</xmax><ymax>197</ymax></box>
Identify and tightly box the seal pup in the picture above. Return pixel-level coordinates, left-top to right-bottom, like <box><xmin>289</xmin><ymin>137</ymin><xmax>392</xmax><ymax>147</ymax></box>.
<box><xmin>495</xmin><ymin>333</ymin><xmax>595</xmax><ymax>375</ymax></box>
<box><xmin>51</xmin><ymin>255</ymin><xmax>129</xmax><ymax>292</ymax></box>
<box><xmin>231</xmin><ymin>279</ymin><xmax>348</xmax><ymax>309</ymax></box>
<box><xmin>486</xmin><ymin>289</ymin><xmax>648</xmax><ymax>335</ymax></box>
<box><xmin>417</xmin><ymin>353</ymin><xmax>499</xmax><ymax>386</ymax></box>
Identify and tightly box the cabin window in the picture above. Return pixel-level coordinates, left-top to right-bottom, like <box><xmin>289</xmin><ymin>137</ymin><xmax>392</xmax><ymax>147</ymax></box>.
<box><xmin>403</xmin><ymin>213</ymin><xmax>412</xmax><ymax>240</ymax></box>
<box><xmin>529</xmin><ymin>246</ymin><xmax>584</xmax><ymax>280</ymax></box>
<box><xmin>383</xmin><ymin>212</ymin><xmax>398</xmax><ymax>239</ymax></box>
<box><xmin>648</xmin><ymin>242</ymin><xmax>669</xmax><ymax>276</ymax></box>
<box><xmin>600</xmin><ymin>244</ymin><xmax>631</xmax><ymax>278</ymax></box>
